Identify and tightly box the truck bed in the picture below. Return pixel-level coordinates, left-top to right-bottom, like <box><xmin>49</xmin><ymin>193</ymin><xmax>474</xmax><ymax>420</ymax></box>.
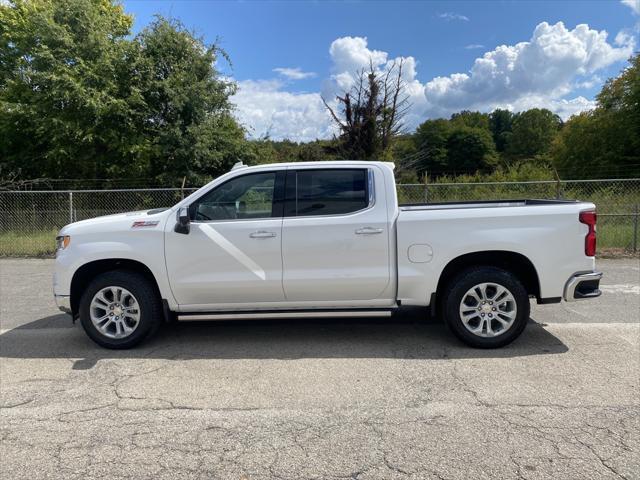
<box><xmin>395</xmin><ymin>197</ymin><xmax>595</xmax><ymax>305</ymax></box>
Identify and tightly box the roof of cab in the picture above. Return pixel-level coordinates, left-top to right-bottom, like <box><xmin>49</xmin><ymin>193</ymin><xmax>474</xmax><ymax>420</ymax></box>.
<box><xmin>229</xmin><ymin>160</ymin><xmax>396</xmax><ymax>172</ymax></box>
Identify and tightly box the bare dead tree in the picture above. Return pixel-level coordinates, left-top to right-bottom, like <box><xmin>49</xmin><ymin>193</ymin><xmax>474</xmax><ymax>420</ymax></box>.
<box><xmin>322</xmin><ymin>59</ymin><xmax>410</xmax><ymax>160</ymax></box>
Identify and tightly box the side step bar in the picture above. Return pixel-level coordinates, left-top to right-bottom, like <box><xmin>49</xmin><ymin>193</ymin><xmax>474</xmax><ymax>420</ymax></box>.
<box><xmin>177</xmin><ymin>309</ymin><xmax>393</xmax><ymax>321</ymax></box>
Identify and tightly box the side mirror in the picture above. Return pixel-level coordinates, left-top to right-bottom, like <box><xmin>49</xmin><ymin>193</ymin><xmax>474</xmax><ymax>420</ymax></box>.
<box><xmin>174</xmin><ymin>206</ymin><xmax>190</xmax><ymax>234</ymax></box>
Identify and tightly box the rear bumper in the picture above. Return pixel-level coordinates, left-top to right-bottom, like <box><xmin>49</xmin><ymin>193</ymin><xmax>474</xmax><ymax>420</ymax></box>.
<box><xmin>55</xmin><ymin>294</ymin><xmax>72</xmax><ymax>314</ymax></box>
<box><xmin>563</xmin><ymin>271</ymin><xmax>603</xmax><ymax>302</ymax></box>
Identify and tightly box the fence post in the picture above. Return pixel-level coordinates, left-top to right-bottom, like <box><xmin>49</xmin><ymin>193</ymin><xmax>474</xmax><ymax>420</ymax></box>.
<box><xmin>633</xmin><ymin>204</ymin><xmax>638</xmax><ymax>253</ymax></box>
<box><xmin>68</xmin><ymin>191</ymin><xmax>73</xmax><ymax>224</ymax></box>
<box><xmin>424</xmin><ymin>176</ymin><xmax>429</xmax><ymax>203</ymax></box>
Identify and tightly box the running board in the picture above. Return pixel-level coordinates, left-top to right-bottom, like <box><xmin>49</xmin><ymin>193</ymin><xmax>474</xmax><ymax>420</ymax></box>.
<box><xmin>177</xmin><ymin>309</ymin><xmax>393</xmax><ymax>321</ymax></box>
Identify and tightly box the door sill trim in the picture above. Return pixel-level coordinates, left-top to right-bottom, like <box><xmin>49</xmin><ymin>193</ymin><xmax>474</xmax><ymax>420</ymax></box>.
<box><xmin>177</xmin><ymin>308</ymin><xmax>394</xmax><ymax>321</ymax></box>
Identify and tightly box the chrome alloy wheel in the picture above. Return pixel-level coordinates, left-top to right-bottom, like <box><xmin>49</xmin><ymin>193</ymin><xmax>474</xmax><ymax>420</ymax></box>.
<box><xmin>458</xmin><ymin>282</ymin><xmax>518</xmax><ymax>338</ymax></box>
<box><xmin>89</xmin><ymin>286</ymin><xmax>141</xmax><ymax>339</ymax></box>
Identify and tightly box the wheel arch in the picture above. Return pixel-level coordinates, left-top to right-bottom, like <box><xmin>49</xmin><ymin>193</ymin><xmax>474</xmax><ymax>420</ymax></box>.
<box><xmin>70</xmin><ymin>259</ymin><xmax>162</xmax><ymax>317</ymax></box>
<box><xmin>436</xmin><ymin>250</ymin><xmax>541</xmax><ymax>304</ymax></box>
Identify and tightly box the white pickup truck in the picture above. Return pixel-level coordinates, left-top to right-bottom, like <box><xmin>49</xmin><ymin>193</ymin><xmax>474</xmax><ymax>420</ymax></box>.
<box><xmin>53</xmin><ymin>161</ymin><xmax>602</xmax><ymax>349</ymax></box>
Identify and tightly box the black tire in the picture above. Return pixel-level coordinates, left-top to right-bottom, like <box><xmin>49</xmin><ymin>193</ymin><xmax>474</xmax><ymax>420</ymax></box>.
<box><xmin>442</xmin><ymin>266</ymin><xmax>530</xmax><ymax>348</ymax></box>
<box><xmin>79</xmin><ymin>270</ymin><xmax>162</xmax><ymax>349</ymax></box>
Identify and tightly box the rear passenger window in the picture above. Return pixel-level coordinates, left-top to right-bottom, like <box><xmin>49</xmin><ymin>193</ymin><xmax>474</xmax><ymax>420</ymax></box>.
<box><xmin>293</xmin><ymin>169</ymin><xmax>368</xmax><ymax>216</ymax></box>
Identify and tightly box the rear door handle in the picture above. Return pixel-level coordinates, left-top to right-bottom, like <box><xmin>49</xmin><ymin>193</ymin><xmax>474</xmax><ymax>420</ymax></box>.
<box><xmin>355</xmin><ymin>227</ymin><xmax>383</xmax><ymax>235</ymax></box>
<box><xmin>249</xmin><ymin>230</ymin><xmax>277</xmax><ymax>239</ymax></box>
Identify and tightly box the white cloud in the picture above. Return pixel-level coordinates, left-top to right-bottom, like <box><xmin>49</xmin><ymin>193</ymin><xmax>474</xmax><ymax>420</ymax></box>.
<box><xmin>501</xmin><ymin>95</ymin><xmax>597</xmax><ymax>119</ymax></box>
<box><xmin>329</xmin><ymin>36</ymin><xmax>388</xmax><ymax>74</ymax></box>
<box><xmin>232</xmin><ymin>80</ymin><xmax>335</xmax><ymax>142</ymax></box>
<box><xmin>621</xmin><ymin>0</ymin><xmax>640</xmax><ymax>14</ymax></box>
<box><xmin>273</xmin><ymin>67</ymin><xmax>316</xmax><ymax>80</ymax></box>
<box><xmin>464</xmin><ymin>44</ymin><xmax>485</xmax><ymax>50</ymax></box>
<box><xmin>421</xmin><ymin>21</ymin><xmax>634</xmax><ymax>118</ymax></box>
<box><xmin>438</xmin><ymin>12</ymin><xmax>470</xmax><ymax>22</ymax></box>
<box><xmin>324</xmin><ymin>38</ymin><xmax>415</xmax><ymax>90</ymax></box>
<box><xmin>232</xmin><ymin>22</ymin><xmax>633</xmax><ymax>140</ymax></box>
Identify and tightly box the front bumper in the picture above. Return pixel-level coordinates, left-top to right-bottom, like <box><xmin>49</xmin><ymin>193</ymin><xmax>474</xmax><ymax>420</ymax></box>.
<box><xmin>563</xmin><ymin>271</ymin><xmax>603</xmax><ymax>302</ymax></box>
<box><xmin>55</xmin><ymin>294</ymin><xmax>72</xmax><ymax>314</ymax></box>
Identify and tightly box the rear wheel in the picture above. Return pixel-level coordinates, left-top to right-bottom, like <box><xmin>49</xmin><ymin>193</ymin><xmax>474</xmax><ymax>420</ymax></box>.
<box><xmin>79</xmin><ymin>270</ymin><xmax>161</xmax><ymax>349</ymax></box>
<box><xmin>442</xmin><ymin>266</ymin><xmax>530</xmax><ymax>348</ymax></box>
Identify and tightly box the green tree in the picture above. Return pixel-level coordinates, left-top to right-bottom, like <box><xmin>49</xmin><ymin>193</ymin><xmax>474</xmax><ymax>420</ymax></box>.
<box><xmin>247</xmin><ymin>140</ymin><xmax>279</xmax><ymax>165</ymax></box>
<box><xmin>507</xmin><ymin>108</ymin><xmax>562</xmax><ymax>158</ymax></box>
<box><xmin>450</xmin><ymin>110</ymin><xmax>490</xmax><ymax>130</ymax></box>
<box><xmin>296</xmin><ymin>140</ymin><xmax>338</xmax><ymax>162</ymax></box>
<box><xmin>553</xmin><ymin>54</ymin><xmax>640</xmax><ymax>178</ymax></box>
<box><xmin>0</xmin><ymin>0</ymin><xmax>136</xmax><ymax>180</ymax></box>
<box><xmin>247</xmin><ymin>138</ymin><xmax>338</xmax><ymax>165</ymax></box>
<box><xmin>0</xmin><ymin>1</ymin><xmax>248</xmax><ymax>185</ymax></box>
<box><xmin>446</xmin><ymin>126</ymin><xmax>497</xmax><ymax>173</ymax></box>
<box><xmin>390</xmin><ymin>133</ymin><xmax>417</xmax><ymax>159</ymax></box>
<box><xmin>550</xmin><ymin>113</ymin><xmax>603</xmax><ymax>178</ymax></box>
<box><xmin>133</xmin><ymin>17</ymin><xmax>248</xmax><ymax>184</ymax></box>
<box><xmin>413</xmin><ymin>119</ymin><xmax>451</xmax><ymax>174</ymax></box>
<box><xmin>489</xmin><ymin>109</ymin><xmax>515</xmax><ymax>152</ymax></box>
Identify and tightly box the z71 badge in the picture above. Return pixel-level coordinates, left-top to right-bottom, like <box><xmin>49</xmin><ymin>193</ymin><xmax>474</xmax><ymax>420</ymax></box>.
<box><xmin>131</xmin><ymin>220</ymin><xmax>159</xmax><ymax>228</ymax></box>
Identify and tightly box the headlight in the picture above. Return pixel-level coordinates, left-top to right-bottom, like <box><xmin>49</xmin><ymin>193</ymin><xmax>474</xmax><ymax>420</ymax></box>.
<box><xmin>56</xmin><ymin>235</ymin><xmax>71</xmax><ymax>251</ymax></box>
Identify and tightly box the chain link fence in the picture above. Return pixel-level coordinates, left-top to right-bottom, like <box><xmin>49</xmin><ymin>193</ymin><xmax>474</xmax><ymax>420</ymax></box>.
<box><xmin>1</xmin><ymin>179</ymin><xmax>639</xmax><ymax>256</ymax></box>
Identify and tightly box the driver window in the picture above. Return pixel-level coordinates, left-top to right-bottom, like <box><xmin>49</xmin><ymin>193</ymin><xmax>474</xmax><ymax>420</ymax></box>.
<box><xmin>193</xmin><ymin>172</ymin><xmax>276</xmax><ymax>221</ymax></box>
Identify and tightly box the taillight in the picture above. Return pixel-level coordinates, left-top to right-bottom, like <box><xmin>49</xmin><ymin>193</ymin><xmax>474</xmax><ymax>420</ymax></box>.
<box><xmin>579</xmin><ymin>210</ymin><xmax>597</xmax><ymax>256</ymax></box>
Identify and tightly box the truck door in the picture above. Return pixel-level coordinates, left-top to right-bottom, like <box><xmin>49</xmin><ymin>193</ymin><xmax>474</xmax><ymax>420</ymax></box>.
<box><xmin>165</xmin><ymin>170</ymin><xmax>286</xmax><ymax>307</ymax></box>
<box><xmin>281</xmin><ymin>166</ymin><xmax>391</xmax><ymax>302</ymax></box>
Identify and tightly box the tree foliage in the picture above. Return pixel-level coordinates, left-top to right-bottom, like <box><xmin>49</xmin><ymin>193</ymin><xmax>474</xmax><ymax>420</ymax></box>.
<box><xmin>450</xmin><ymin>110</ymin><xmax>490</xmax><ymax>130</ymax></box>
<box><xmin>488</xmin><ymin>109</ymin><xmax>515</xmax><ymax>152</ymax></box>
<box><xmin>446</xmin><ymin>126</ymin><xmax>497</xmax><ymax>172</ymax></box>
<box><xmin>507</xmin><ymin>108</ymin><xmax>562</xmax><ymax>158</ymax></box>
<box><xmin>247</xmin><ymin>139</ymin><xmax>339</xmax><ymax>166</ymax></box>
<box><xmin>553</xmin><ymin>54</ymin><xmax>639</xmax><ymax>179</ymax></box>
<box><xmin>132</xmin><ymin>17</ymin><xmax>248</xmax><ymax>184</ymax></box>
<box><xmin>0</xmin><ymin>0</ymin><xmax>135</xmax><ymax>179</ymax></box>
<box><xmin>0</xmin><ymin>0</ymin><xmax>248</xmax><ymax>186</ymax></box>
<box><xmin>410</xmin><ymin>106</ymin><xmax>565</xmax><ymax>178</ymax></box>
<box><xmin>412</xmin><ymin>114</ymin><xmax>497</xmax><ymax>175</ymax></box>
<box><xmin>413</xmin><ymin>119</ymin><xmax>451</xmax><ymax>174</ymax></box>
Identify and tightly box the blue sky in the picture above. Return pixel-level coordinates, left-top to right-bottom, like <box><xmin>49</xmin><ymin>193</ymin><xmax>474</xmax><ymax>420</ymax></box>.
<box><xmin>123</xmin><ymin>0</ymin><xmax>639</xmax><ymax>140</ymax></box>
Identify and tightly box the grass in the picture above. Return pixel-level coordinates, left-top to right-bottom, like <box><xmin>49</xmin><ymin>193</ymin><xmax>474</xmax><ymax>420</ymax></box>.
<box><xmin>0</xmin><ymin>230</ymin><xmax>59</xmax><ymax>257</ymax></box>
<box><xmin>598</xmin><ymin>217</ymin><xmax>638</xmax><ymax>253</ymax></box>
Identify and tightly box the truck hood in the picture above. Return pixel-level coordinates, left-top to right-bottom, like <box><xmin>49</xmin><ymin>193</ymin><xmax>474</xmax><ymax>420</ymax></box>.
<box><xmin>60</xmin><ymin>208</ymin><xmax>172</xmax><ymax>235</ymax></box>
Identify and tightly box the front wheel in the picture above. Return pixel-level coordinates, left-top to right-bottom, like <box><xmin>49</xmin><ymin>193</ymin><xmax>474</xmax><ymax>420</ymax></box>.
<box><xmin>79</xmin><ymin>270</ymin><xmax>161</xmax><ymax>349</ymax></box>
<box><xmin>442</xmin><ymin>266</ymin><xmax>530</xmax><ymax>348</ymax></box>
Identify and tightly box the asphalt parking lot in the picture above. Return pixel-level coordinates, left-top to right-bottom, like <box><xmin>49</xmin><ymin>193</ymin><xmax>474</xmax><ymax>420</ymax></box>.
<box><xmin>1</xmin><ymin>258</ymin><xmax>639</xmax><ymax>480</ymax></box>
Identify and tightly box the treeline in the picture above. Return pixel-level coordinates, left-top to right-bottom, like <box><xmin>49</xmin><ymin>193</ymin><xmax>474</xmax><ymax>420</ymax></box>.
<box><xmin>1</xmin><ymin>0</ymin><xmax>638</xmax><ymax>189</ymax></box>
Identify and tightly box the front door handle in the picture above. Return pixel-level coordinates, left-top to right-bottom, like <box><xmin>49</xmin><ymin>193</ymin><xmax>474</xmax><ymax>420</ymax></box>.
<box><xmin>249</xmin><ymin>230</ymin><xmax>277</xmax><ymax>239</ymax></box>
<box><xmin>355</xmin><ymin>227</ymin><xmax>383</xmax><ymax>235</ymax></box>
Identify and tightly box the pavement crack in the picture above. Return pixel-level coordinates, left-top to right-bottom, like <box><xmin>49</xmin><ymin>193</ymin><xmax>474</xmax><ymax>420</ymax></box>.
<box><xmin>0</xmin><ymin>398</ymin><xmax>34</xmax><ymax>409</ymax></box>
